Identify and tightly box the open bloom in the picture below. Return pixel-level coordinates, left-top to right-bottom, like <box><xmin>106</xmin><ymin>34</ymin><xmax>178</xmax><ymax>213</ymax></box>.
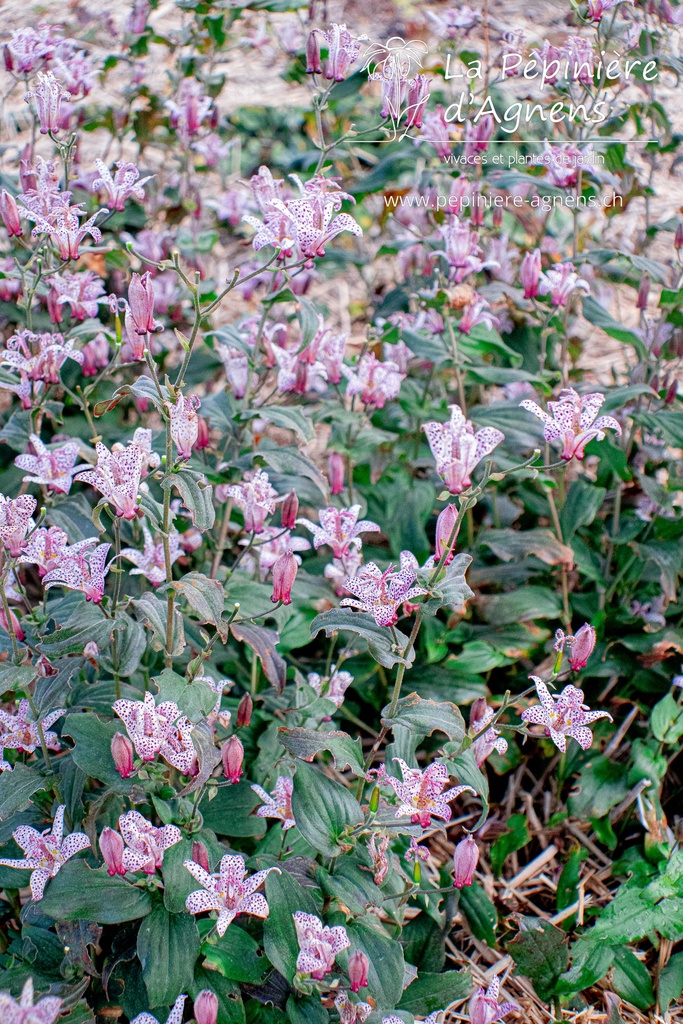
<box><xmin>251</xmin><ymin>775</ymin><xmax>296</xmax><ymax>830</ymax></box>
<box><xmin>43</xmin><ymin>541</ymin><xmax>111</xmax><ymax>604</ymax></box>
<box><xmin>120</xmin><ymin>525</ymin><xmax>181</xmax><ymax>586</ymax></box>
<box><xmin>342</xmin><ymin>353</ymin><xmax>404</xmax><ymax>408</ymax></box>
<box><xmin>25</xmin><ymin>199</ymin><xmax>103</xmax><ymax>261</ymax></box>
<box><xmin>169</xmin><ymin>393</ymin><xmax>200</xmax><ymax>459</ymax></box>
<box><xmin>75</xmin><ymin>440</ymin><xmax>143</xmax><ymax>519</ymax></box>
<box><xmin>18</xmin><ymin>526</ymin><xmax>71</xmax><ymax>577</ymax></box>
<box><xmin>0</xmin><ymin>805</ymin><xmax>90</xmax><ymax>901</ymax></box>
<box><xmin>48</xmin><ymin>270</ymin><xmax>105</xmax><ymax>322</ymax></box>
<box><xmin>26</xmin><ymin>70</ymin><xmax>68</xmax><ymax>134</ymax></box>
<box><xmin>131</xmin><ymin>995</ymin><xmax>187</xmax><ymax>1024</ymax></box>
<box><xmin>92</xmin><ymin>159</ymin><xmax>152</xmax><ymax>211</ymax></box>
<box><xmin>113</xmin><ymin>691</ymin><xmax>197</xmax><ymax>774</ymax></box>
<box><xmin>470</xmin><ymin>698</ymin><xmax>508</xmax><ymax>767</ymax></box>
<box><xmin>520</xmin><ymin>388</ymin><xmax>621</xmax><ymax>460</ymax></box>
<box><xmin>184</xmin><ymin>854</ymin><xmax>275</xmax><ymax>936</ymax></box>
<box><xmin>226</xmin><ymin>469</ymin><xmax>279</xmax><ymax>534</ymax></box>
<box><xmin>521</xmin><ymin>677</ymin><xmax>612</xmax><ymax>752</ymax></box>
<box><xmin>0</xmin><ymin>494</ymin><xmax>36</xmax><ymax>556</ymax></box>
<box><xmin>1</xmin><ymin>329</ymin><xmax>84</xmax><ymax>383</ymax></box>
<box><xmin>15</xmin><ymin>433</ymin><xmax>83</xmax><ymax>493</ymax></box>
<box><xmin>297</xmin><ymin>505</ymin><xmax>380</xmax><ymax>559</ymax></box>
<box><xmin>119</xmin><ymin>810</ymin><xmax>181</xmax><ymax>874</ymax></box>
<box><xmin>423</xmin><ymin>405</ymin><xmax>504</xmax><ymax>494</ymax></box>
<box><xmin>0</xmin><ymin>700</ymin><xmax>65</xmax><ymax>771</ymax></box>
<box><xmin>368</xmin><ymin>832</ymin><xmax>390</xmax><ymax>885</ymax></box>
<box><xmin>335</xmin><ymin>992</ymin><xmax>372</xmax><ymax>1024</ymax></box>
<box><xmin>0</xmin><ymin>977</ymin><xmax>63</xmax><ymax>1024</ymax></box>
<box><xmin>294</xmin><ymin>912</ymin><xmax>350</xmax><ymax>979</ymax></box>
<box><xmin>385</xmin><ymin>758</ymin><xmax>475</xmax><ymax>828</ymax></box>
<box><xmin>342</xmin><ymin>552</ymin><xmax>428</xmax><ymax>627</ymax></box>
<box><xmin>538</xmin><ymin>262</ymin><xmax>589</xmax><ymax>306</ymax></box>
<box><xmin>468</xmin><ymin>977</ymin><xmax>517</xmax><ymax>1024</ymax></box>
<box><xmin>307</xmin><ymin>666</ymin><xmax>354</xmax><ymax>708</ymax></box>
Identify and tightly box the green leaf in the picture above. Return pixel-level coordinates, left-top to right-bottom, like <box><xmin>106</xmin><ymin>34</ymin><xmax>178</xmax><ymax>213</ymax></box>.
<box><xmin>165</xmin><ymin>468</ymin><xmax>215</xmax><ymax>530</ymax></box>
<box><xmin>278</xmin><ymin>728</ymin><xmax>365</xmax><ymax>776</ymax></box>
<box><xmin>567</xmin><ymin>756</ymin><xmax>629</xmax><ymax>819</ymax></box>
<box><xmin>100</xmin><ymin>617</ymin><xmax>146</xmax><ymax>678</ymax></box>
<box><xmin>136</xmin><ymin>592</ymin><xmax>185</xmax><ymax>656</ymax></box>
<box><xmin>382</xmin><ymin>694</ymin><xmax>465</xmax><ymax>746</ymax></box>
<box><xmin>508</xmin><ymin>917</ymin><xmax>569</xmax><ymax>1002</ymax></box>
<box><xmin>658</xmin><ymin>951</ymin><xmax>683</xmax><ymax>1011</ymax></box>
<box><xmin>479</xmin><ymin>529</ymin><xmax>573</xmax><ymax>566</ymax></box>
<box><xmin>230</xmin><ymin>623</ymin><xmax>287</xmax><ymax>694</ymax></box>
<box><xmin>612</xmin><ymin>948</ymin><xmax>654</xmax><ymax>1010</ymax></box>
<box><xmin>0</xmin><ymin>764</ymin><xmax>45</xmax><ymax>821</ymax></box>
<box><xmin>291</xmin><ymin>763</ymin><xmax>363</xmax><ymax>857</ymax></box>
<box><xmin>428</xmin><ymin>553</ymin><xmax>474</xmax><ymax>609</ymax></box>
<box><xmin>286</xmin><ymin>995</ymin><xmax>329</xmax><ymax>1024</ymax></box>
<box><xmin>555</xmin><ymin>940</ymin><xmax>614</xmax><ymax>996</ymax></box>
<box><xmin>166</xmin><ymin>571</ymin><xmax>228</xmax><ymax>638</ymax></box>
<box><xmin>650</xmin><ymin>693</ymin><xmax>683</xmax><ymax>744</ymax></box>
<box><xmin>398</xmin><ymin>971</ymin><xmax>472</xmax><ymax>1016</ymax></box>
<box><xmin>458</xmin><ymin>881</ymin><xmax>498</xmax><ymax>947</ymax></box>
<box><xmin>310</xmin><ymin>609</ymin><xmax>415</xmax><ymax>669</ymax></box>
<box><xmin>137</xmin><ymin>903</ymin><xmax>200</xmax><ymax>1007</ymax></box>
<box><xmin>259</xmin><ymin>445</ymin><xmax>328</xmax><ymax>503</ymax></box>
<box><xmin>62</xmin><ymin>714</ymin><xmax>131</xmax><ymax>792</ymax></box>
<box><xmin>490</xmin><ymin>815</ymin><xmax>531</xmax><ymax>877</ymax></box>
<box><xmin>199</xmin><ymin>781</ymin><xmax>267</xmax><ymax>837</ymax></box>
<box><xmin>152</xmin><ymin>668</ymin><xmax>219</xmax><ymax>723</ymax></box>
<box><xmin>581</xmin><ymin>296</ymin><xmax>647</xmax><ymax>358</ymax></box>
<box><xmin>559</xmin><ymin>480</ymin><xmax>607</xmax><ymax>541</ymax></box>
<box><xmin>191</xmin><ymin>965</ymin><xmax>245</xmax><ymax>1024</ymax></box>
<box><xmin>317</xmin><ymin>861</ymin><xmax>384</xmax><ymax>915</ymax></box>
<box><xmin>40</xmin><ymin>862</ymin><xmax>152</xmax><ymax>923</ymax></box>
<box><xmin>202</xmin><ymin>924</ymin><xmax>271</xmax><ymax>984</ymax></box>
<box><xmin>338</xmin><ymin>916</ymin><xmax>405</xmax><ymax>1010</ymax></box>
<box><xmin>37</xmin><ymin>616</ymin><xmax>121</xmax><ymax>658</ymax></box>
<box><xmin>556</xmin><ymin>847</ymin><xmax>583</xmax><ymax>915</ymax></box>
<box><xmin>478</xmin><ymin>587</ymin><xmax>563</xmax><ymax>625</ymax></box>
<box><xmin>254</xmin><ymin>407</ymin><xmax>315</xmax><ymax>444</ymax></box>
<box><xmin>263</xmin><ymin>867</ymin><xmax>317</xmax><ymax>983</ymax></box>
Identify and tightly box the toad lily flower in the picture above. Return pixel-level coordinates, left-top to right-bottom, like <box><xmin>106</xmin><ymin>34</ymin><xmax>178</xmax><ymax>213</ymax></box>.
<box><xmin>15</xmin><ymin>433</ymin><xmax>83</xmax><ymax>494</ymax></box>
<box><xmin>520</xmin><ymin>388</ymin><xmax>622</xmax><ymax>461</ymax></box>
<box><xmin>43</xmin><ymin>541</ymin><xmax>111</xmax><ymax>604</ymax></box>
<box><xmin>18</xmin><ymin>526</ymin><xmax>78</xmax><ymax>577</ymax></box>
<box><xmin>284</xmin><ymin>192</ymin><xmax>363</xmax><ymax>259</ymax></box>
<box><xmin>341</xmin><ymin>552</ymin><xmax>427</xmax><ymax>627</ymax></box>
<box><xmin>48</xmin><ymin>270</ymin><xmax>105</xmax><ymax>323</ymax></box>
<box><xmin>470</xmin><ymin>698</ymin><xmax>508</xmax><ymax>767</ymax></box>
<box><xmin>184</xmin><ymin>854</ymin><xmax>276</xmax><ymax>936</ymax></box>
<box><xmin>468</xmin><ymin>977</ymin><xmax>517</xmax><ymax>1024</ymax></box>
<box><xmin>25</xmin><ymin>199</ymin><xmax>104</xmax><ymax>261</ymax></box>
<box><xmin>120</xmin><ymin>524</ymin><xmax>181</xmax><ymax>586</ymax></box>
<box><xmin>226</xmin><ymin>469</ymin><xmax>278</xmax><ymax>535</ymax></box>
<box><xmin>25</xmin><ymin>70</ymin><xmax>68</xmax><ymax>134</ymax></box>
<box><xmin>75</xmin><ymin>440</ymin><xmax>143</xmax><ymax>519</ymax></box>
<box><xmin>386</xmin><ymin>758</ymin><xmax>475</xmax><ymax>828</ymax></box>
<box><xmin>113</xmin><ymin>692</ymin><xmax>197</xmax><ymax>774</ymax></box>
<box><xmin>0</xmin><ymin>977</ymin><xmax>63</xmax><ymax>1024</ymax></box>
<box><xmin>423</xmin><ymin>405</ymin><xmax>504</xmax><ymax>495</ymax></box>
<box><xmin>307</xmin><ymin>667</ymin><xmax>354</xmax><ymax>708</ymax></box>
<box><xmin>296</xmin><ymin>505</ymin><xmax>380</xmax><ymax>559</ymax></box>
<box><xmin>342</xmin><ymin>353</ymin><xmax>405</xmax><ymax>408</ymax></box>
<box><xmin>0</xmin><ymin>700</ymin><xmax>65</xmax><ymax>771</ymax></box>
<box><xmin>131</xmin><ymin>995</ymin><xmax>187</xmax><ymax>1024</ymax></box>
<box><xmin>0</xmin><ymin>805</ymin><xmax>90</xmax><ymax>901</ymax></box>
<box><xmin>293</xmin><ymin>911</ymin><xmax>350</xmax><ymax>979</ymax></box>
<box><xmin>169</xmin><ymin>392</ymin><xmax>201</xmax><ymax>460</ymax></box>
<box><xmin>1</xmin><ymin>329</ymin><xmax>84</xmax><ymax>383</ymax></box>
<box><xmin>335</xmin><ymin>992</ymin><xmax>372</xmax><ymax>1024</ymax></box>
<box><xmin>92</xmin><ymin>159</ymin><xmax>153</xmax><ymax>211</ymax></box>
<box><xmin>118</xmin><ymin>810</ymin><xmax>182</xmax><ymax>874</ymax></box>
<box><xmin>251</xmin><ymin>775</ymin><xmax>296</xmax><ymax>830</ymax></box>
<box><xmin>0</xmin><ymin>493</ymin><xmax>36</xmax><ymax>556</ymax></box>
<box><xmin>521</xmin><ymin>677</ymin><xmax>612</xmax><ymax>752</ymax></box>
<box><xmin>538</xmin><ymin>262</ymin><xmax>589</xmax><ymax>306</ymax></box>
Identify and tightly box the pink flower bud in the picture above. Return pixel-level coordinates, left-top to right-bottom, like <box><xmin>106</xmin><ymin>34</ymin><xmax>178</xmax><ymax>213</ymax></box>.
<box><xmin>128</xmin><ymin>271</ymin><xmax>156</xmax><ymax>334</ymax></box>
<box><xmin>4</xmin><ymin>45</ymin><xmax>13</xmax><ymax>73</ymax></box>
<box><xmin>222</xmin><ymin>734</ymin><xmax>244</xmax><ymax>783</ymax></box>
<box><xmin>328</xmin><ymin>452</ymin><xmax>345</xmax><ymax>495</ymax></box>
<box><xmin>0</xmin><ymin>604</ymin><xmax>24</xmax><ymax>641</ymax></box>
<box><xmin>665</xmin><ymin>381</ymin><xmax>678</xmax><ymax>404</ymax></box>
<box><xmin>492</xmin><ymin>206</ymin><xmax>503</xmax><ymax>229</ymax></box>
<box><xmin>192</xmin><ymin>840</ymin><xmax>210</xmax><ymax>872</ymax></box>
<box><xmin>569</xmin><ymin>623</ymin><xmax>596</xmax><ymax>671</ymax></box>
<box><xmin>195</xmin><ymin>415</ymin><xmax>210</xmax><ymax>450</ymax></box>
<box><xmin>306</xmin><ymin>31</ymin><xmax>322</xmax><ymax>74</ymax></box>
<box><xmin>520</xmin><ymin>248</ymin><xmax>542</xmax><ymax>299</ymax></box>
<box><xmin>271</xmin><ymin>551</ymin><xmax>298</xmax><ymax>605</ymax></box>
<box><xmin>100</xmin><ymin>826</ymin><xmax>126</xmax><ymax>876</ymax></box>
<box><xmin>435</xmin><ymin>504</ymin><xmax>458</xmax><ymax>564</ymax></box>
<box><xmin>83</xmin><ymin>641</ymin><xmax>99</xmax><ymax>661</ymax></box>
<box><xmin>348</xmin><ymin>950</ymin><xmax>369</xmax><ymax>993</ymax></box>
<box><xmin>404</xmin><ymin>74</ymin><xmax>430</xmax><ymax>129</ymax></box>
<box><xmin>111</xmin><ymin>731</ymin><xmax>134</xmax><ymax>778</ymax></box>
<box><xmin>676</xmin><ymin>221</ymin><xmax>683</xmax><ymax>251</ymax></box>
<box><xmin>636</xmin><ymin>274</ymin><xmax>650</xmax><ymax>310</ymax></box>
<box><xmin>194</xmin><ymin>990</ymin><xmax>219</xmax><ymax>1024</ymax></box>
<box><xmin>469</xmin><ymin>696</ymin><xmax>488</xmax><ymax>731</ymax></box>
<box><xmin>0</xmin><ymin>191</ymin><xmax>21</xmax><ymax>236</ymax></box>
<box><xmin>453</xmin><ymin>835</ymin><xmax>479</xmax><ymax>889</ymax></box>
<box><xmin>281</xmin><ymin>489</ymin><xmax>299</xmax><ymax>529</ymax></box>
<box><xmin>237</xmin><ymin>693</ymin><xmax>253</xmax><ymax>728</ymax></box>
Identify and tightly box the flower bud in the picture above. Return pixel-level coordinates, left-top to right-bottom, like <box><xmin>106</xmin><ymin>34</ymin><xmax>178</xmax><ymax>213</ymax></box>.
<box><xmin>305</xmin><ymin>31</ymin><xmax>322</xmax><ymax>74</ymax></box>
<box><xmin>281</xmin><ymin>489</ymin><xmax>299</xmax><ymax>529</ymax></box>
<box><xmin>222</xmin><ymin>734</ymin><xmax>244</xmax><ymax>783</ymax></box>
<box><xmin>128</xmin><ymin>271</ymin><xmax>156</xmax><ymax>334</ymax></box>
<box><xmin>453</xmin><ymin>834</ymin><xmax>479</xmax><ymax>889</ymax></box>
<box><xmin>569</xmin><ymin>622</ymin><xmax>596</xmax><ymax>671</ymax></box>
<box><xmin>194</xmin><ymin>990</ymin><xmax>219</xmax><ymax>1024</ymax></box>
<box><xmin>328</xmin><ymin>452</ymin><xmax>345</xmax><ymax>495</ymax></box>
<box><xmin>435</xmin><ymin>503</ymin><xmax>458</xmax><ymax>563</ymax></box>
<box><xmin>83</xmin><ymin>641</ymin><xmax>99</xmax><ymax>661</ymax></box>
<box><xmin>192</xmin><ymin>840</ymin><xmax>210</xmax><ymax>872</ymax></box>
<box><xmin>636</xmin><ymin>273</ymin><xmax>650</xmax><ymax>310</ymax></box>
<box><xmin>100</xmin><ymin>827</ymin><xmax>126</xmax><ymax>876</ymax></box>
<box><xmin>111</xmin><ymin>732</ymin><xmax>134</xmax><ymax>778</ymax></box>
<box><xmin>413</xmin><ymin>859</ymin><xmax>422</xmax><ymax>884</ymax></box>
<box><xmin>195</xmin><ymin>415</ymin><xmax>210</xmax><ymax>450</ymax></box>
<box><xmin>676</xmin><ymin>220</ymin><xmax>683</xmax><ymax>251</ymax></box>
<box><xmin>0</xmin><ymin>604</ymin><xmax>24</xmax><ymax>641</ymax></box>
<box><xmin>665</xmin><ymin>380</ymin><xmax>678</xmax><ymax>404</ymax></box>
<box><xmin>348</xmin><ymin>951</ymin><xmax>369</xmax><ymax>993</ymax></box>
<box><xmin>3</xmin><ymin>45</ymin><xmax>13</xmax><ymax>73</ymax></box>
<box><xmin>0</xmin><ymin>190</ymin><xmax>22</xmax><ymax>237</ymax></box>
<box><xmin>520</xmin><ymin>248</ymin><xmax>542</xmax><ymax>300</ymax></box>
<box><xmin>237</xmin><ymin>692</ymin><xmax>253</xmax><ymax>728</ymax></box>
<box><xmin>369</xmin><ymin>785</ymin><xmax>380</xmax><ymax>813</ymax></box>
<box><xmin>271</xmin><ymin>551</ymin><xmax>298</xmax><ymax>605</ymax></box>
<box><xmin>492</xmin><ymin>205</ymin><xmax>503</xmax><ymax>229</ymax></box>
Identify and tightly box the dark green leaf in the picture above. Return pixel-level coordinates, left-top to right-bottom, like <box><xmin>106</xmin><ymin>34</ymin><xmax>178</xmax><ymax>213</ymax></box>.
<box><xmin>458</xmin><ymin>881</ymin><xmax>498</xmax><ymax>947</ymax></box>
<box><xmin>165</xmin><ymin>468</ymin><xmax>215</xmax><ymax>530</ymax></box>
<box><xmin>398</xmin><ymin>971</ymin><xmax>471</xmax><ymax>1016</ymax></box>
<box><xmin>278</xmin><ymin>728</ymin><xmax>365</xmax><ymax>776</ymax></box>
<box><xmin>202</xmin><ymin>924</ymin><xmax>271</xmax><ymax>984</ymax></box>
<box><xmin>310</xmin><ymin>609</ymin><xmax>415</xmax><ymax>669</ymax></box>
<box><xmin>230</xmin><ymin>623</ymin><xmax>287</xmax><ymax>694</ymax></box>
<box><xmin>40</xmin><ymin>862</ymin><xmax>152</xmax><ymax>923</ymax></box>
<box><xmin>291</xmin><ymin>763</ymin><xmax>363</xmax><ymax>857</ymax></box>
<box><xmin>199</xmin><ymin>781</ymin><xmax>267</xmax><ymax>838</ymax></box>
<box><xmin>658</xmin><ymin>951</ymin><xmax>683</xmax><ymax>1011</ymax></box>
<box><xmin>509</xmin><ymin>917</ymin><xmax>569</xmax><ymax>1001</ymax></box>
<box><xmin>62</xmin><ymin>714</ymin><xmax>131</xmax><ymax>792</ymax></box>
<box><xmin>166</xmin><ymin>572</ymin><xmax>228</xmax><ymax>638</ymax></box>
<box><xmin>382</xmin><ymin>694</ymin><xmax>465</xmax><ymax>746</ymax></box>
<box><xmin>338</xmin><ymin>916</ymin><xmax>405</xmax><ymax>1010</ymax></box>
<box><xmin>137</xmin><ymin>903</ymin><xmax>200</xmax><ymax>1007</ymax></box>
<box><xmin>612</xmin><ymin>948</ymin><xmax>654</xmax><ymax>1010</ymax></box>
<box><xmin>490</xmin><ymin>815</ymin><xmax>531</xmax><ymax>877</ymax></box>
<box><xmin>0</xmin><ymin>764</ymin><xmax>45</xmax><ymax>820</ymax></box>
